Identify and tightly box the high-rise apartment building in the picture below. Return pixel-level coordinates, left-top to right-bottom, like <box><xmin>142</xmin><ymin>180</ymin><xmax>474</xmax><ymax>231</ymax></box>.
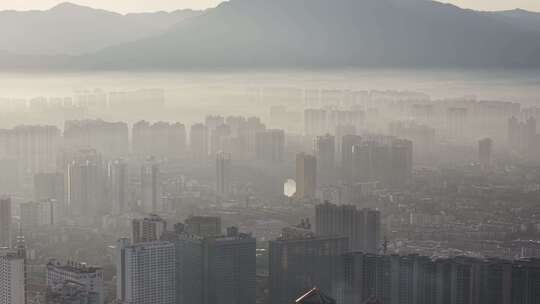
<box><xmin>0</xmin><ymin>125</ymin><xmax>60</xmax><ymax>180</ymax></box>
<box><xmin>141</xmin><ymin>158</ymin><xmax>161</xmax><ymax>213</ymax></box>
<box><xmin>190</xmin><ymin>123</ymin><xmax>208</xmax><ymax>160</ymax></box>
<box><xmin>0</xmin><ymin>248</ymin><xmax>25</xmax><ymax>304</ymax></box>
<box><xmin>216</xmin><ymin>152</ymin><xmax>232</xmax><ymax>197</ymax></box>
<box><xmin>335</xmin><ymin>124</ymin><xmax>356</xmax><ymax>163</ymax></box>
<box><xmin>46</xmin><ymin>259</ymin><xmax>104</xmax><ymax>304</ymax></box>
<box><xmin>478</xmin><ymin>138</ymin><xmax>493</xmax><ymax>167</ymax></box>
<box><xmin>255</xmin><ymin>129</ymin><xmax>285</xmax><ymax>162</ymax></box>
<box><xmin>171</xmin><ymin>227</ymin><xmax>256</xmax><ymax>304</ymax></box>
<box><xmin>132</xmin><ymin>120</ymin><xmax>152</xmax><ymax>156</ymax></box>
<box><xmin>116</xmin><ymin>239</ymin><xmax>176</xmax><ymax>304</ymax></box>
<box><xmin>205</xmin><ymin>229</ymin><xmax>256</xmax><ymax>304</ymax></box>
<box><xmin>390</xmin><ymin>139</ymin><xmax>414</xmax><ymax>186</ymax></box>
<box><xmin>118</xmin><ymin>222</ymin><xmax>255</xmax><ymax>304</ymax></box>
<box><xmin>304</xmin><ymin>109</ymin><xmax>327</xmax><ymax>136</ymax></box>
<box><xmin>210</xmin><ymin>124</ymin><xmax>231</xmax><ymax>156</ymax></box>
<box><xmin>269</xmin><ymin>226</ymin><xmax>348</xmax><ymax>304</ymax></box>
<box><xmin>341</xmin><ymin>135</ymin><xmax>362</xmax><ymax>183</ymax></box>
<box><xmin>64</xmin><ymin>119</ymin><xmax>129</xmax><ymax>158</ymax></box>
<box><xmin>169</xmin><ymin>123</ymin><xmax>187</xmax><ymax>157</ymax></box>
<box><xmin>340</xmin><ymin>253</ymin><xmax>540</xmax><ymax>304</ymax></box>
<box><xmin>132</xmin><ymin>121</ymin><xmax>186</xmax><ymax>158</ymax></box>
<box><xmin>132</xmin><ymin>214</ymin><xmax>167</xmax><ymax>243</ymax></box>
<box><xmin>446</xmin><ymin>107</ymin><xmax>468</xmax><ymax>142</ymax></box>
<box><xmin>185</xmin><ymin>216</ymin><xmax>221</xmax><ymax>237</ymax></box>
<box><xmin>507</xmin><ymin>116</ymin><xmax>538</xmax><ymax>159</ymax></box>
<box><xmin>315</xmin><ymin>134</ymin><xmax>336</xmax><ymax>185</ymax></box>
<box><xmin>67</xmin><ymin>149</ymin><xmax>105</xmax><ymax>217</ymax></box>
<box><xmin>508</xmin><ymin>116</ymin><xmax>520</xmax><ymax>148</ymax></box>
<box><xmin>389</xmin><ymin>121</ymin><xmax>436</xmax><ymax>164</ymax></box>
<box><xmin>295</xmin><ymin>153</ymin><xmax>317</xmax><ymax>199</ymax></box>
<box><xmin>315</xmin><ymin>202</ymin><xmax>381</xmax><ymax>253</ymax></box>
<box><xmin>20</xmin><ymin>200</ymin><xmax>54</xmax><ymax>228</ymax></box>
<box><xmin>245</xmin><ymin>117</ymin><xmax>267</xmax><ymax>160</ymax></box>
<box><xmin>109</xmin><ymin>159</ymin><xmax>129</xmax><ymax>214</ymax></box>
<box><xmin>0</xmin><ymin>197</ymin><xmax>11</xmax><ymax>248</ymax></box>
<box><xmin>351</xmin><ymin>138</ymin><xmax>413</xmax><ymax>187</ymax></box>
<box><xmin>205</xmin><ymin>115</ymin><xmax>225</xmax><ymax>132</ymax></box>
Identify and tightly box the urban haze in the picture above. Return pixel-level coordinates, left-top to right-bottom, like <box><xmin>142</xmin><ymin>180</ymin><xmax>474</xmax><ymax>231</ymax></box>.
<box><xmin>0</xmin><ymin>1</ymin><xmax>540</xmax><ymax>304</ymax></box>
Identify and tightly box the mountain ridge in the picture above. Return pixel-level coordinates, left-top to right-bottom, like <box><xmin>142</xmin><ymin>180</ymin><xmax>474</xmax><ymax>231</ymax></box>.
<box><xmin>0</xmin><ymin>2</ymin><xmax>202</xmax><ymax>55</ymax></box>
<box><xmin>0</xmin><ymin>0</ymin><xmax>539</xmax><ymax>69</ymax></box>
<box><xmin>81</xmin><ymin>0</ymin><xmax>540</xmax><ymax>69</ymax></box>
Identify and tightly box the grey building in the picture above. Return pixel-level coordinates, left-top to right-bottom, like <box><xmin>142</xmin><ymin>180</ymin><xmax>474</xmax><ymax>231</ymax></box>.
<box><xmin>269</xmin><ymin>226</ymin><xmax>348</xmax><ymax>304</ymax></box>
<box><xmin>340</xmin><ymin>253</ymin><xmax>540</xmax><ymax>304</ymax></box>
<box><xmin>116</xmin><ymin>239</ymin><xmax>176</xmax><ymax>304</ymax></box>
<box><xmin>170</xmin><ymin>227</ymin><xmax>256</xmax><ymax>304</ymax></box>
<box><xmin>315</xmin><ymin>202</ymin><xmax>381</xmax><ymax>253</ymax></box>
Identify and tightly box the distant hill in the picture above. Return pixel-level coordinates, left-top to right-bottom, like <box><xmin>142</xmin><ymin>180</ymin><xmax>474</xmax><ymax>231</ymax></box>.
<box><xmin>0</xmin><ymin>2</ymin><xmax>201</xmax><ymax>55</ymax></box>
<box><xmin>1</xmin><ymin>0</ymin><xmax>540</xmax><ymax>69</ymax></box>
<box><xmin>488</xmin><ymin>9</ymin><xmax>540</xmax><ymax>33</ymax></box>
<box><xmin>78</xmin><ymin>0</ymin><xmax>540</xmax><ymax>69</ymax></box>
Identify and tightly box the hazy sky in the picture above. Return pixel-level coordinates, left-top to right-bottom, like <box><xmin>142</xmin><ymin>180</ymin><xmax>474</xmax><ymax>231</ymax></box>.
<box><xmin>0</xmin><ymin>0</ymin><xmax>538</xmax><ymax>13</ymax></box>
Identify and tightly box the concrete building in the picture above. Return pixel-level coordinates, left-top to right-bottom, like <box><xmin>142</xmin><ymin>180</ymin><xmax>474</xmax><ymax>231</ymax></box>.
<box><xmin>132</xmin><ymin>214</ymin><xmax>167</xmax><ymax>244</ymax></box>
<box><xmin>340</xmin><ymin>253</ymin><xmax>540</xmax><ymax>304</ymax></box>
<box><xmin>340</xmin><ymin>135</ymin><xmax>362</xmax><ymax>183</ymax></box>
<box><xmin>20</xmin><ymin>200</ymin><xmax>54</xmax><ymax>228</ymax></box>
<box><xmin>389</xmin><ymin>121</ymin><xmax>435</xmax><ymax>164</ymax></box>
<box><xmin>351</xmin><ymin>139</ymin><xmax>413</xmax><ymax>188</ymax></box>
<box><xmin>269</xmin><ymin>225</ymin><xmax>348</xmax><ymax>304</ymax></box>
<box><xmin>171</xmin><ymin>227</ymin><xmax>256</xmax><ymax>304</ymax></box>
<box><xmin>255</xmin><ymin>129</ymin><xmax>285</xmax><ymax>162</ymax></box>
<box><xmin>109</xmin><ymin>159</ymin><xmax>129</xmax><ymax>214</ymax></box>
<box><xmin>116</xmin><ymin>239</ymin><xmax>176</xmax><ymax>304</ymax></box>
<box><xmin>46</xmin><ymin>281</ymin><xmax>97</xmax><ymax>304</ymax></box>
<box><xmin>46</xmin><ymin>259</ymin><xmax>104</xmax><ymax>304</ymax></box>
<box><xmin>0</xmin><ymin>197</ymin><xmax>11</xmax><ymax>248</ymax></box>
<box><xmin>190</xmin><ymin>123</ymin><xmax>208</xmax><ymax>160</ymax></box>
<box><xmin>216</xmin><ymin>152</ymin><xmax>232</xmax><ymax>197</ymax></box>
<box><xmin>140</xmin><ymin>158</ymin><xmax>161</xmax><ymax>213</ymax></box>
<box><xmin>185</xmin><ymin>216</ymin><xmax>221</xmax><ymax>237</ymax></box>
<box><xmin>0</xmin><ymin>248</ymin><xmax>25</xmax><ymax>304</ymax></box>
<box><xmin>132</xmin><ymin>121</ymin><xmax>186</xmax><ymax>158</ymax></box>
<box><xmin>210</xmin><ymin>124</ymin><xmax>231</xmax><ymax>156</ymax></box>
<box><xmin>315</xmin><ymin>134</ymin><xmax>336</xmax><ymax>185</ymax></box>
<box><xmin>295</xmin><ymin>153</ymin><xmax>317</xmax><ymax>199</ymax></box>
<box><xmin>304</xmin><ymin>109</ymin><xmax>327</xmax><ymax>137</ymax></box>
<box><xmin>0</xmin><ymin>125</ymin><xmax>60</xmax><ymax>180</ymax></box>
<box><xmin>315</xmin><ymin>202</ymin><xmax>381</xmax><ymax>253</ymax></box>
<box><xmin>64</xmin><ymin>119</ymin><xmax>129</xmax><ymax>158</ymax></box>
<box><xmin>67</xmin><ymin>149</ymin><xmax>105</xmax><ymax>217</ymax></box>
<box><xmin>335</xmin><ymin>124</ymin><xmax>356</xmax><ymax>164</ymax></box>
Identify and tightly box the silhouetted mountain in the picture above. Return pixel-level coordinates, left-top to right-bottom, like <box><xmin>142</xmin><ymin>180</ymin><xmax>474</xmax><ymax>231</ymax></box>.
<box><xmin>77</xmin><ymin>0</ymin><xmax>540</xmax><ymax>69</ymax></box>
<box><xmin>2</xmin><ymin>0</ymin><xmax>540</xmax><ymax>69</ymax></box>
<box><xmin>489</xmin><ymin>9</ymin><xmax>540</xmax><ymax>32</ymax></box>
<box><xmin>0</xmin><ymin>2</ymin><xmax>201</xmax><ymax>55</ymax></box>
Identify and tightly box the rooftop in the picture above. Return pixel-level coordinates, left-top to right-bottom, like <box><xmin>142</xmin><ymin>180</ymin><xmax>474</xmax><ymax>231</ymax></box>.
<box><xmin>47</xmin><ymin>259</ymin><xmax>102</xmax><ymax>274</ymax></box>
<box><xmin>295</xmin><ymin>287</ymin><xmax>336</xmax><ymax>304</ymax></box>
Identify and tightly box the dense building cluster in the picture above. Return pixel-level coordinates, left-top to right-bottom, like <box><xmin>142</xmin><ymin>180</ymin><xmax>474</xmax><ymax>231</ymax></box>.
<box><xmin>1</xmin><ymin>86</ymin><xmax>540</xmax><ymax>304</ymax></box>
<box><xmin>117</xmin><ymin>215</ymin><xmax>256</xmax><ymax>304</ymax></box>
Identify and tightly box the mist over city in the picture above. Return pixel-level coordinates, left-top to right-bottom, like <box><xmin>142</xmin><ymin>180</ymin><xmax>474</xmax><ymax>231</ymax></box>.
<box><xmin>0</xmin><ymin>1</ymin><xmax>540</xmax><ymax>304</ymax></box>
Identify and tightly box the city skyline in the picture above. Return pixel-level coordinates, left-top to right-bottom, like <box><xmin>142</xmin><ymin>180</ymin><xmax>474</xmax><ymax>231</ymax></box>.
<box><xmin>0</xmin><ymin>0</ymin><xmax>539</xmax><ymax>302</ymax></box>
<box><xmin>2</xmin><ymin>87</ymin><xmax>540</xmax><ymax>303</ymax></box>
